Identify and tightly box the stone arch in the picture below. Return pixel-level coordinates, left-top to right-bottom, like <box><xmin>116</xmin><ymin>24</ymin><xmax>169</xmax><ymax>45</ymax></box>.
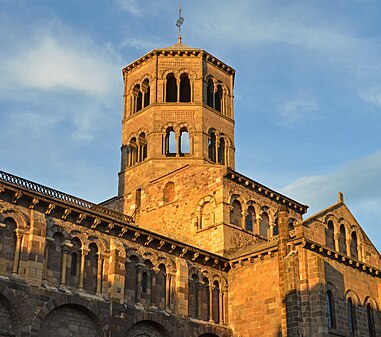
<box><xmin>0</xmin><ymin>283</ymin><xmax>22</xmax><ymax>336</ymax></box>
<box><xmin>0</xmin><ymin>208</ymin><xmax>28</xmax><ymax>230</ymax></box>
<box><xmin>178</xmin><ymin>68</ymin><xmax>197</xmax><ymax>80</ymax></box>
<box><xmin>163</xmin><ymin>181</ymin><xmax>175</xmax><ymax>203</ymax></box>
<box><xmin>31</xmin><ymin>298</ymin><xmax>107</xmax><ymax>337</ymax></box>
<box><xmin>125</xmin><ymin>319</ymin><xmax>169</xmax><ymax>337</ymax></box>
<box><xmin>196</xmin><ymin>195</ymin><xmax>216</xmax><ymax>230</ymax></box>
<box><xmin>229</xmin><ymin>194</ymin><xmax>243</xmax><ymax>228</ymax></box>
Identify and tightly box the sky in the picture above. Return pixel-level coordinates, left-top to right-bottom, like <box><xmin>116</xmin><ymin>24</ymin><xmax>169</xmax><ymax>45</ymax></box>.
<box><xmin>0</xmin><ymin>0</ymin><xmax>380</xmax><ymax>250</ymax></box>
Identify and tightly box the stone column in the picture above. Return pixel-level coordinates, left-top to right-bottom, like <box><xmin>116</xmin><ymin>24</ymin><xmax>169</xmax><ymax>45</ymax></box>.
<box><xmin>150</xmin><ymin>267</ymin><xmax>159</xmax><ymax>308</ymax></box>
<box><xmin>176</xmin><ymin>135</ymin><xmax>181</xmax><ymax>157</ymax></box>
<box><xmin>346</xmin><ymin>239</ymin><xmax>351</xmax><ymax>257</ymax></box>
<box><xmin>60</xmin><ymin>240</ymin><xmax>73</xmax><ymax>286</ymax></box>
<box><xmin>357</xmin><ymin>243</ymin><xmax>362</xmax><ymax>261</ymax></box>
<box><xmin>255</xmin><ymin>216</ymin><xmax>261</xmax><ymax>236</ymax></box>
<box><xmin>334</xmin><ymin>232</ymin><xmax>340</xmax><ymax>252</ymax></box>
<box><xmin>12</xmin><ymin>229</ymin><xmax>23</xmax><ymax>275</ymax></box>
<box><xmin>219</xmin><ymin>289</ymin><xmax>224</xmax><ymax>324</ymax></box>
<box><xmin>96</xmin><ymin>253</ymin><xmax>103</xmax><ymax>296</ymax></box>
<box><xmin>209</xmin><ymin>284</ymin><xmax>214</xmax><ymax>323</ymax></box>
<box><xmin>78</xmin><ymin>247</ymin><xmax>89</xmax><ymax>290</ymax></box>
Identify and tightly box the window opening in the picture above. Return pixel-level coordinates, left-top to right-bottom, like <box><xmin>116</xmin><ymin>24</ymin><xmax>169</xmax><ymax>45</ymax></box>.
<box><xmin>218</xmin><ymin>137</ymin><xmax>225</xmax><ymax>165</ymax></box>
<box><xmin>180</xmin><ymin>73</ymin><xmax>191</xmax><ymax>102</ymax></box>
<box><xmin>166</xmin><ymin>73</ymin><xmax>177</xmax><ymax>102</ymax></box>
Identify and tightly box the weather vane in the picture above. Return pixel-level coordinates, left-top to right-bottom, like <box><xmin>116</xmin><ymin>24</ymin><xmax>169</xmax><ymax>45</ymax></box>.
<box><xmin>176</xmin><ymin>1</ymin><xmax>184</xmax><ymax>43</ymax></box>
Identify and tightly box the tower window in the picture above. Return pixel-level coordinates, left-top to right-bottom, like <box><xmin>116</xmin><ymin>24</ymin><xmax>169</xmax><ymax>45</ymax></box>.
<box><xmin>245</xmin><ymin>205</ymin><xmax>255</xmax><ymax>232</ymax></box>
<box><xmin>208</xmin><ymin>129</ymin><xmax>216</xmax><ymax>162</ymax></box>
<box><xmin>142</xmin><ymin>79</ymin><xmax>150</xmax><ymax>107</ymax></box>
<box><xmin>215</xmin><ymin>84</ymin><xmax>223</xmax><ymax>112</ymax></box>
<box><xmin>165</xmin><ymin>127</ymin><xmax>176</xmax><ymax>156</ymax></box>
<box><xmin>339</xmin><ymin>224</ymin><xmax>346</xmax><ymax>254</ymax></box>
<box><xmin>138</xmin><ymin>133</ymin><xmax>147</xmax><ymax>162</ymax></box>
<box><xmin>350</xmin><ymin>231</ymin><xmax>358</xmax><ymax>260</ymax></box>
<box><xmin>260</xmin><ymin>212</ymin><xmax>269</xmax><ymax>239</ymax></box>
<box><xmin>230</xmin><ymin>197</ymin><xmax>242</xmax><ymax>227</ymax></box>
<box><xmin>207</xmin><ymin>79</ymin><xmax>214</xmax><ymax>108</ymax></box>
<box><xmin>179</xmin><ymin>127</ymin><xmax>190</xmax><ymax>155</ymax></box>
<box><xmin>218</xmin><ymin>137</ymin><xmax>225</xmax><ymax>165</ymax></box>
<box><xmin>326</xmin><ymin>220</ymin><xmax>335</xmax><ymax>250</ymax></box>
<box><xmin>180</xmin><ymin>73</ymin><xmax>191</xmax><ymax>102</ymax></box>
<box><xmin>166</xmin><ymin>73</ymin><xmax>177</xmax><ymax>102</ymax></box>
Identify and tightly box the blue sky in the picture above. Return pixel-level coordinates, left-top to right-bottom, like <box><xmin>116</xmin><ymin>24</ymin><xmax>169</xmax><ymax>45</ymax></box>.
<box><xmin>1</xmin><ymin>0</ymin><xmax>380</xmax><ymax>250</ymax></box>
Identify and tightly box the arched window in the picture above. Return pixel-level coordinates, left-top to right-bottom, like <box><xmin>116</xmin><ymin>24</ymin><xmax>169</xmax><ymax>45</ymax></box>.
<box><xmin>212</xmin><ymin>281</ymin><xmax>220</xmax><ymax>323</ymax></box>
<box><xmin>46</xmin><ymin>232</ymin><xmax>64</xmax><ymax>285</ymax></box>
<box><xmin>84</xmin><ymin>243</ymin><xmax>98</xmax><ymax>294</ymax></box>
<box><xmin>166</xmin><ymin>73</ymin><xmax>177</xmax><ymax>102</ymax></box>
<box><xmin>129</xmin><ymin>137</ymin><xmax>138</xmax><ymax>166</ymax></box>
<box><xmin>215</xmin><ymin>84</ymin><xmax>223</xmax><ymax>112</ymax></box>
<box><xmin>139</xmin><ymin>133</ymin><xmax>147</xmax><ymax>162</ymax></box>
<box><xmin>273</xmin><ymin>218</ymin><xmax>279</xmax><ymax>236</ymax></box>
<box><xmin>180</xmin><ymin>73</ymin><xmax>191</xmax><ymax>102</ymax></box>
<box><xmin>200</xmin><ymin>201</ymin><xmax>214</xmax><ymax>229</ymax></box>
<box><xmin>142</xmin><ymin>79</ymin><xmax>150</xmax><ymax>107</ymax></box>
<box><xmin>189</xmin><ymin>274</ymin><xmax>200</xmax><ymax>319</ymax></box>
<box><xmin>326</xmin><ymin>220</ymin><xmax>335</xmax><ymax>250</ymax></box>
<box><xmin>245</xmin><ymin>206</ymin><xmax>255</xmax><ymax>232</ymax></box>
<box><xmin>350</xmin><ymin>231</ymin><xmax>358</xmax><ymax>260</ymax></box>
<box><xmin>125</xmin><ymin>255</ymin><xmax>138</xmax><ymax>302</ymax></box>
<box><xmin>327</xmin><ymin>290</ymin><xmax>336</xmax><ymax>329</ymax></box>
<box><xmin>179</xmin><ymin>127</ymin><xmax>190</xmax><ymax>155</ymax></box>
<box><xmin>201</xmin><ymin>277</ymin><xmax>210</xmax><ymax>321</ymax></box>
<box><xmin>68</xmin><ymin>237</ymin><xmax>81</xmax><ymax>288</ymax></box>
<box><xmin>141</xmin><ymin>260</ymin><xmax>153</xmax><ymax>306</ymax></box>
<box><xmin>260</xmin><ymin>212</ymin><xmax>269</xmax><ymax>239</ymax></box>
<box><xmin>230</xmin><ymin>198</ymin><xmax>242</xmax><ymax>227</ymax></box>
<box><xmin>207</xmin><ymin>79</ymin><xmax>214</xmax><ymax>108</ymax></box>
<box><xmin>208</xmin><ymin>129</ymin><xmax>216</xmax><ymax>162</ymax></box>
<box><xmin>367</xmin><ymin>303</ymin><xmax>376</xmax><ymax>337</ymax></box>
<box><xmin>218</xmin><ymin>137</ymin><xmax>225</xmax><ymax>165</ymax></box>
<box><xmin>163</xmin><ymin>182</ymin><xmax>175</xmax><ymax>203</ymax></box>
<box><xmin>339</xmin><ymin>224</ymin><xmax>346</xmax><ymax>254</ymax></box>
<box><xmin>165</xmin><ymin>127</ymin><xmax>176</xmax><ymax>156</ymax></box>
<box><xmin>347</xmin><ymin>297</ymin><xmax>355</xmax><ymax>334</ymax></box>
<box><xmin>0</xmin><ymin>217</ymin><xmax>17</xmax><ymax>275</ymax></box>
<box><xmin>156</xmin><ymin>264</ymin><xmax>166</xmax><ymax>310</ymax></box>
<box><xmin>132</xmin><ymin>84</ymin><xmax>143</xmax><ymax>113</ymax></box>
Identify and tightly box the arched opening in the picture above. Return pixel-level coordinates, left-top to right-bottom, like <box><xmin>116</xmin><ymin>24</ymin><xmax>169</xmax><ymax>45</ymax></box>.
<box><xmin>215</xmin><ymin>84</ymin><xmax>223</xmax><ymax>112</ymax></box>
<box><xmin>208</xmin><ymin>129</ymin><xmax>216</xmax><ymax>162</ymax></box>
<box><xmin>326</xmin><ymin>220</ymin><xmax>335</xmax><ymax>250</ymax></box>
<box><xmin>273</xmin><ymin>218</ymin><xmax>279</xmax><ymax>236</ymax></box>
<box><xmin>339</xmin><ymin>224</ymin><xmax>346</xmax><ymax>254</ymax></box>
<box><xmin>212</xmin><ymin>281</ymin><xmax>220</xmax><ymax>323</ymax></box>
<box><xmin>350</xmin><ymin>231</ymin><xmax>358</xmax><ymax>260</ymax></box>
<box><xmin>0</xmin><ymin>217</ymin><xmax>17</xmax><ymax>275</ymax></box>
<box><xmin>142</xmin><ymin>79</ymin><xmax>150</xmax><ymax>108</ymax></box>
<box><xmin>245</xmin><ymin>205</ymin><xmax>255</xmax><ymax>232</ymax></box>
<box><xmin>141</xmin><ymin>260</ymin><xmax>153</xmax><ymax>306</ymax></box>
<box><xmin>260</xmin><ymin>212</ymin><xmax>269</xmax><ymax>239</ymax></box>
<box><xmin>218</xmin><ymin>137</ymin><xmax>225</xmax><ymax>165</ymax></box>
<box><xmin>125</xmin><ymin>255</ymin><xmax>138</xmax><ymax>303</ymax></box>
<box><xmin>367</xmin><ymin>303</ymin><xmax>376</xmax><ymax>337</ymax></box>
<box><xmin>129</xmin><ymin>137</ymin><xmax>138</xmax><ymax>166</ymax></box>
<box><xmin>46</xmin><ymin>232</ymin><xmax>64</xmax><ymax>285</ymax></box>
<box><xmin>230</xmin><ymin>198</ymin><xmax>242</xmax><ymax>227</ymax></box>
<box><xmin>139</xmin><ymin>133</ymin><xmax>147</xmax><ymax>162</ymax></box>
<box><xmin>180</xmin><ymin>73</ymin><xmax>191</xmax><ymax>102</ymax></box>
<box><xmin>166</xmin><ymin>73</ymin><xmax>177</xmax><ymax>102</ymax></box>
<box><xmin>68</xmin><ymin>237</ymin><xmax>81</xmax><ymax>288</ymax></box>
<box><xmin>156</xmin><ymin>264</ymin><xmax>167</xmax><ymax>310</ymax></box>
<box><xmin>163</xmin><ymin>182</ymin><xmax>175</xmax><ymax>203</ymax></box>
<box><xmin>126</xmin><ymin>320</ymin><xmax>169</xmax><ymax>337</ymax></box>
<box><xmin>133</xmin><ymin>84</ymin><xmax>142</xmax><ymax>113</ymax></box>
<box><xmin>165</xmin><ymin>127</ymin><xmax>176</xmax><ymax>156</ymax></box>
<box><xmin>207</xmin><ymin>79</ymin><xmax>214</xmax><ymax>108</ymax></box>
<box><xmin>84</xmin><ymin>243</ymin><xmax>98</xmax><ymax>294</ymax></box>
<box><xmin>327</xmin><ymin>290</ymin><xmax>336</xmax><ymax>329</ymax></box>
<box><xmin>179</xmin><ymin>127</ymin><xmax>190</xmax><ymax>155</ymax></box>
<box><xmin>347</xmin><ymin>297</ymin><xmax>356</xmax><ymax>334</ymax></box>
<box><xmin>39</xmin><ymin>304</ymin><xmax>103</xmax><ymax>337</ymax></box>
<box><xmin>201</xmin><ymin>277</ymin><xmax>210</xmax><ymax>321</ymax></box>
<box><xmin>189</xmin><ymin>274</ymin><xmax>200</xmax><ymax>319</ymax></box>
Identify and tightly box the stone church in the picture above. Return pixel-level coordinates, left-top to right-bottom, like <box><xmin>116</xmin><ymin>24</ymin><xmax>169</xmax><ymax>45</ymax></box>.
<box><xmin>0</xmin><ymin>38</ymin><xmax>380</xmax><ymax>337</ymax></box>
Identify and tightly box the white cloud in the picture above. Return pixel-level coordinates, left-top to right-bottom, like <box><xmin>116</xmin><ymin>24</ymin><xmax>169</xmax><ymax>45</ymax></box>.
<box><xmin>278</xmin><ymin>98</ymin><xmax>318</xmax><ymax>126</ymax></box>
<box><xmin>281</xmin><ymin>151</ymin><xmax>381</xmax><ymax>247</ymax></box>
<box><xmin>116</xmin><ymin>0</ymin><xmax>141</xmax><ymax>16</ymax></box>
<box><xmin>360</xmin><ymin>88</ymin><xmax>381</xmax><ymax>109</ymax></box>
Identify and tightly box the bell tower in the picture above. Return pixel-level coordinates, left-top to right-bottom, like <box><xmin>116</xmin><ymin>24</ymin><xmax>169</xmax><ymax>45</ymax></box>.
<box><xmin>118</xmin><ymin>41</ymin><xmax>236</xmax><ymax>214</ymax></box>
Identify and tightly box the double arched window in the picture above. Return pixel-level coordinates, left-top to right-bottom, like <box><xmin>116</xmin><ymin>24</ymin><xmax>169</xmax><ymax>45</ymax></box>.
<box><xmin>126</xmin><ymin>132</ymin><xmax>148</xmax><ymax>167</ymax></box>
<box><xmin>166</xmin><ymin>72</ymin><xmax>191</xmax><ymax>102</ymax></box>
<box><xmin>131</xmin><ymin>79</ymin><xmax>150</xmax><ymax>114</ymax></box>
<box><xmin>164</xmin><ymin>127</ymin><xmax>190</xmax><ymax>156</ymax></box>
<box><xmin>208</xmin><ymin>128</ymin><xmax>227</xmax><ymax>165</ymax></box>
<box><xmin>205</xmin><ymin>77</ymin><xmax>226</xmax><ymax>115</ymax></box>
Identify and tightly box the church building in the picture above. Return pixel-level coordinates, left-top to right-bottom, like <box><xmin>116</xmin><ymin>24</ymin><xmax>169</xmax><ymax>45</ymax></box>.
<box><xmin>0</xmin><ymin>36</ymin><xmax>380</xmax><ymax>337</ymax></box>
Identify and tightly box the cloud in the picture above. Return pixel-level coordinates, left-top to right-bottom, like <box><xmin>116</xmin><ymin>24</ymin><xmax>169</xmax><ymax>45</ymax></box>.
<box><xmin>278</xmin><ymin>98</ymin><xmax>318</xmax><ymax>126</ymax></box>
<box><xmin>360</xmin><ymin>88</ymin><xmax>381</xmax><ymax>109</ymax></box>
<box><xmin>115</xmin><ymin>0</ymin><xmax>141</xmax><ymax>16</ymax></box>
<box><xmin>281</xmin><ymin>151</ymin><xmax>381</xmax><ymax>246</ymax></box>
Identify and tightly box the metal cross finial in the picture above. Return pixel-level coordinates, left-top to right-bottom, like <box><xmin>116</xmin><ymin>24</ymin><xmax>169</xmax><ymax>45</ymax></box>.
<box><xmin>176</xmin><ymin>1</ymin><xmax>184</xmax><ymax>43</ymax></box>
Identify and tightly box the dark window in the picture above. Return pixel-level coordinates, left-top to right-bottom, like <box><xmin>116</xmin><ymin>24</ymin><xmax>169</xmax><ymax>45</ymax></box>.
<box><xmin>327</xmin><ymin>290</ymin><xmax>336</xmax><ymax>329</ymax></box>
<box><xmin>166</xmin><ymin>73</ymin><xmax>177</xmax><ymax>102</ymax></box>
<box><xmin>326</xmin><ymin>220</ymin><xmax>335</xmax><ymax>249</ymax></box>
<box><xmin>208</xmin><ymin>129</ymin><xmax>216</xmax><ymax>162</ymax></box>
<box><xmin>339</xmin><ymin>224</ymin><xmax>346</xmax><ymax>254</ymax></box>
<box><xmin>201</xmin><ymin>277</ymin><xmax>210</xmax><ymax>321</ymax></box>
<box><xmin>218</xmin><ymin>137</ymin><xmax>225</xmax><ymax>165</ymax></box>
<box><xmin>245</xmin><ymin>206</ymin><xmax>255</xmax><ymax>232</ymax></box>
<box><xmin>180</xmin><ymin>73</ymin><xmax>191</xmax><ymax>102</ymax></box>
<box><xmin>260</xmin><ymin>212</ymin><xmax>269</xmax><ymax>239</ymax></box>
<box><xmin>347</xmin><ymin>297</ymin><xmax>355</xmax><ymax>334</ymax></box>
<box><xmin>215</xmin><ymin>85</ymin><xmax>223</xmax><ymax>112</ymax></box>
<box><xmin>230</xmin><ymin>199</ymin><xmax>242</xmax><ymax>227</ymax></box>
<box><xmin>142</xmin><ymin>272</ymin><xmax>148</xmax><ymax>293</ymax></box>
<box><xmin>70</xmin><ymin>252</ymin><xmax>77</xmax><ymax>276</ymax></box>
<box><xmin>212</xmin><ymin>281</ymin><xmax>220</xmax><ymax>323</ymax></box>
<box><xmin>350</xmin><ymin>232</ymin><xmax>358</xmax><ymax>260</ymax></box>
<box><xmin>189</xmin><ymin>274</ymin><xmax>200</xmax><ymax>319</ymax></box>
<box><xmin>138</xmin><ymin>133</ymin><xmax>147</xmax><ymax>162</ymax></box>
<box><xmin>142</xmin><ymin>79</ymin><xmax>150</xmax><ymax>107</ymax></box>
<box><xmin>367</xmin><ymin>303</ymin><xmax>376</xmax><ymax>337</ymax></box>
<box><xmin>207</xmin><ymin>79</ymin><xmax>214</xmax><ymax>108</ymax></box>
<box><xmin>273</xmin><ymin>218</ymin><xmax>279</xmax><ymax>236</ymax></box>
